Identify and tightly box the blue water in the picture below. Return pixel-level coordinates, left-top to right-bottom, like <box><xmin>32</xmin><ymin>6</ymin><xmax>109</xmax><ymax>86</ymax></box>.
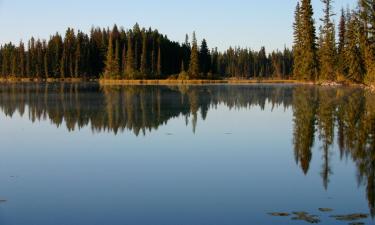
<box><xmin>0</xmin><ymin>83</ymin><xmax>372</xmax><ymax>225</ymax></box>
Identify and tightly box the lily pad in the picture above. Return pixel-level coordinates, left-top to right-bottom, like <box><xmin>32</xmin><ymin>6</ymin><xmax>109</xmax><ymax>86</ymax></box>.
<box><xmin>348</xmin><ymin>222</ymin><xmax>365</xmax><ymax>225</ymax></box>
<box><xmin>292</xmin><ymin>212</ymin><xmax>321</xmax><ymax>223</ymax></box>
<box><xmin>330</xmin><ymin>214</ymin><xmax>368</xmax><ymax>221</ymax></box>
<box><xmin>318</xmin><ymin>208</ymin><xmax>333</xmax><ymax>212</ymax></box>
<box><xmin>268</xmin><ymin>212</ymin><xmax>290</xmax><ymax>217</ymax></box>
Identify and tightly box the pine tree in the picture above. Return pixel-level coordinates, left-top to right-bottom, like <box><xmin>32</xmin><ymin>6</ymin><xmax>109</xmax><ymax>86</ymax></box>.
<box><xmin>75</xmin><ymin>39</ymin><xmax>81</xmax><ymax>77</ymax></box>
<box><xmin>60</xmin><ymin>49</ymin><xmax>66</xmax><ymax>78</ymax></box>
<box><xmin>44</xmin><ymin>52</ymin><xmax>49</xmax><ymax>78</ymax></box>
<box><xmin>103</xmin><ymin>33</ymin><xmax>119</xmax><ymax>79</ymax></box>
<box><xmin>157</xmin><ymin>46</ymin><xmax>162</xmax><ymax>78</ymax></box>
<box><xmin>126</xmin><ymin>34</ymin><xmax>135</xmax><ymax>79</ymax></box>
<box><xmin>19</xmin><ymin>41</ymin><xmax>25</xmax><ymax>77</ymax></box>
<box><xmin>300</xmin><ymin>0</ymin><xmax>318</xmax><ymax>80</ymax></box>
<box><xmin>199</xmin><ymin>39</ymin><xmax>211</xmax><ymax>77</ymax></box>
<box><xmin>359</xmin><ymin>0</ymin><xmax>375</xmax><ymax>83</ymax></box>
<box><xmin>293</xmin><ymin>2</ymin><xmax>303</xmax><ymax>79</ymax></box>
<box><xmin>114</xmin><ymin>40</ymin><xmax>120</xmax><ymax>79</ymax></box>
<box><xmin>11</xmin><ymin>53</ymin><xmax>17</xmax><ymax>77</ymax></box>
<box><xmin>345</xmin><ymin>12</ymin><xmax>365</xmax><ymax>82</ymax></box>
<box><xmin>319</xmin><ymin>0</ymin><xmax>336</xmax><ymax>81</ymax></box>
<box><xmin>140</xmin><ymin>34</ymin><xmax>148</xmax><ymax>77</ymax></box>
<box><xmin>121</xmin><ymin>43</ymin><xmax>126</xmax><ymax>79</ymax></box>
<box><xmin>188</xmin><ymin>32</ymin><xmax>200</xmax><ymax>79</ymax></box>
<box><xmin>26</xmin><ymin>45</ymin><xmax>31</xmax><ymax>77</ymax></box>
<box><xmin>337</xmin><ymin>8</ymin><xmax>347</xmax><ymax>77</ymax></box>
<box><xmin>36</xmin><ymin>40</ymin><xmax>43</xmax><ymax>79</ymax></box>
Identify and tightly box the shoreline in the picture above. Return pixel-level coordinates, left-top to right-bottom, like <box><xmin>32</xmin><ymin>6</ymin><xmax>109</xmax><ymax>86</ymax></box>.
<box><xmin>0</xmin><ymin>78</ymin><xmax>305</xmax><ymax>85</ymax></box>
<box><xmin>98</xmin><ymin>79</ymin><xmax>308</xmax><ymax>85</ymax></box>
<box><xmin>0</xmin><ymin>78</ymin><xmax>372</xmax><ymax>90</ymax></box>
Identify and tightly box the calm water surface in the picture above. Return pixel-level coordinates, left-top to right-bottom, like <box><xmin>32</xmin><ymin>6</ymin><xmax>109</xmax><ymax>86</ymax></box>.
<box><xmin>0</xmin><ymin>83</ymin><xmax>373</xmax><ymax>225</ymax></box>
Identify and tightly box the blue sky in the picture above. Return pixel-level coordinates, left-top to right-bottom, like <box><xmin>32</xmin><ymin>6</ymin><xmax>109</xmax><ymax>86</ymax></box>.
<box><xmin>0</xmin><ymin>0</ymin><xmax>357</xmax><ymax>51</ymax></box>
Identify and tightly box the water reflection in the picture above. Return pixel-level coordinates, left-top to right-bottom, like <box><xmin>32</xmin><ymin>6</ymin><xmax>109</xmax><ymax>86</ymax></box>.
<box><xmin>0</xmin><ymin>83</ymin><xmax>293</xmax><ymax>135</ymax></box>
<box><xmin>0</xmin><ymin>83</ymin><xmax>374</xmax><ymax>217</ymax></box>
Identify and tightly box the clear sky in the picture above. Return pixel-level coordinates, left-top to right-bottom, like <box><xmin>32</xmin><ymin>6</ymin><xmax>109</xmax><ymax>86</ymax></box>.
<box><xmin>0</xmin><ymin>0</ymin><xmax>357</xmax><ymax>51</ymax></box>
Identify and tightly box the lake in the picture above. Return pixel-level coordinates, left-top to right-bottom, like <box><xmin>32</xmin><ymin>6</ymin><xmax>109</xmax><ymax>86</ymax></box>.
<box><xmin>0</xmin><ymin>83</ymin><xmax>373</xmax><ymax>225</ymax></box>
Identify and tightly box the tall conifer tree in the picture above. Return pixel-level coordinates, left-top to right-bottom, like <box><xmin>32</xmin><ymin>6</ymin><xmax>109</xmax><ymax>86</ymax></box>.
<box><xmin>319</xmin><ymin>0</ymin><xmax>336</xmax><ymax>81</ymax></box>
<box><xmin>140</xmin><ymin>34</ymin><xmax>148</xmax><ymax>77</ymax></box>
<box><xmin>300</xmin><ymin>0</ymin><xmax>318</xmax><ymax>80</ymax></box>
<box><xmin>188</xmin><ymin>32</ymin><xmax>200</xmax><ymax>79</ymax></box>
<box><xmin>293</xmin><ymin>2</ymin><xmax>303</xmax><ymax>79</ymax></box>
<box><xmin>103</xmin><ymin>33</ymin><xmax>119</xmax><ymax>79</ymax></box>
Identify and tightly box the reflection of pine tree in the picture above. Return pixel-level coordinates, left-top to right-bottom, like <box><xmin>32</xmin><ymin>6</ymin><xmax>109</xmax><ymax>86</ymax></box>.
<box><xmin>317</xmin><ymin>88</ymin><xmax>335</xmax><ymax>189</ymax></box>
<box><xmin>293</xmin><ymin>86</ymin><xmax>318</xmax><ymax>174</ymax></box>
<box><xmin>353</xmin><ymin>91</ymin><xmax>375</xmax><ymax>217</ymax></box>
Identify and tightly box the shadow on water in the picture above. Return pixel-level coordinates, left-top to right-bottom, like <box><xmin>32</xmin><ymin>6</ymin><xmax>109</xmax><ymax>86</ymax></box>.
<box><xmin>0</xmin><ymin>83</ymin><xmax>374</xmax><ymax>218</ymax></box>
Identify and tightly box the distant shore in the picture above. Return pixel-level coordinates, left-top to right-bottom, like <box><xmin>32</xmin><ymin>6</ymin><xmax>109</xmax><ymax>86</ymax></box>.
<box><xmin>0</xmin><ymin>78</ymin><xmax>309</xmax><ymax>85</ymax></box>
<box><xmin>98</xmin><ymin>79</ymin><xmax>308</xmax><ymax>85</ymax></box>
<box><xmin>0</xmin><ymin>78</ymin><xmax>373</xmax><ymax>90</ymax></box>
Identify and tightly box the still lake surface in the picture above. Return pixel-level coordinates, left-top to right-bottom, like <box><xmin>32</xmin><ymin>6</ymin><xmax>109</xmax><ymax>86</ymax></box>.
<box><xmin>0</xmin><ymin>83</ymin><xmax>373</xmax><ymax>225</ymax></box>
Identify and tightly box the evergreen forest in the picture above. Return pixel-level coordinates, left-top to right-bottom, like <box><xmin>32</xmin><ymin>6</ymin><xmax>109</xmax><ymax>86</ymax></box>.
<box><xmin>0</xmin><ymin>0</ymin><xmax>374</xmax><ymax>85</ymax></box>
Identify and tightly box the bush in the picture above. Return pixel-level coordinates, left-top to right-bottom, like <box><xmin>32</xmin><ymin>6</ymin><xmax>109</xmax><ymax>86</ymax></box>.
<box><xmin>178</xmin><ymin>71</ymin><xmax>189</xmax><ymax>80</ymax></box>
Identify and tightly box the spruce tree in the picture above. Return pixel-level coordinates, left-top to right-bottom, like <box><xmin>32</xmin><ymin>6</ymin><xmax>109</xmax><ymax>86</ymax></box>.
<box><xmin>199</xmin><ymin>39</ymin><xmax>211</xmax><ymax>77</ymax></box>
<box><xmin>114</xmin><ymin>40</ymin><xmax>120</xmax><ymax>79</ymax></box>
<box><xmin>157</xmin><ymin>46</ymin><xmax>162</xmax><ymax>78</ymax></box>
<box><xmin>19</xmin><ymin>41</ymin><xmax>25</xmax><ymax>77</ymax></box>
<box><xmin>11</xmin><ymin>53</ymin><xmax>17</xmax><ymax>77</ymax></box>
<box><xmin>359</xmin><ymin>0</ymin><xmax>375</xmax><ymax>83</ymax></box>
<box><xmin>126</xmin><ymin>34</ymin><xmax>135</xmax><ymax>79</ymax></box>
<box><xmin>300</xmin><ymin>0</ymin><xmax>318</xmax><ymax>80</ymax></box>
<box><xmin>188</xmin><ymin>32</ymin><xmax>200</xmax><ymax>79</ymax></box>
<box><xmin>26</xmin><ymin>47</ymin><xmax>30</xmax><ymax>77</ymax></box>
<box><xmin>103</xmin><ymin>33</ymin><xmax>119</xmax><ymax>79</ymax></box>
<box><xmin>293</xmin><ymin>2</ymin><xmax>303</xmax><ymax>79</ymax></box>
<box><xmin>75</xmin><ymin>40</ymin><xmax>81</xmax><ymax>77</ymax></box>
<box><xmin>60</xmin><ymin>49</ymin><xmax>66</xmax><ymax>78</ymax></box>
<box><xmin>337</xmin><ymin>8</ymin><xmax>347</xmax><ymax>77</ymax></box>
<box><xmin>44</xmin><ymin>52</ymin><xmax>49</xmax><ymax>78</ymax></box>
<box><xmin>345</xmin><ymin>12</ymin><xmax>365</xmax><ymax>82</ymax></box>
<box><xmin>319</xmin><ymin>0</ymin><xmax>336</xmax><ymax>81</ymax></box>
<box><xmin>121</xmin><ymin>43</ymin><xmax>126</xmax><ymax>79</ymax></box>
<box><xmin>140</xmin><ymin>34</ymin><xmax>148</xmax><ymax>78</ymax></box>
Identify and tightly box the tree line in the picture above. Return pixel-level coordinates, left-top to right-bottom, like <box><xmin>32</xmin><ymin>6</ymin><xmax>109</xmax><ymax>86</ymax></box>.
<box><xmin>293</xmin><ymin>0</ymin><xmax>375</xmax><ymax>84</ymax></box>
<box><xmin>2</xmin><ymin>0</ymin><xmax>375</xmax><ymax>83</ymax></box>
<box><xmin>0</xmin><ymin>23</ymin><xmax>294</xmax><ymax>80</ymax></box>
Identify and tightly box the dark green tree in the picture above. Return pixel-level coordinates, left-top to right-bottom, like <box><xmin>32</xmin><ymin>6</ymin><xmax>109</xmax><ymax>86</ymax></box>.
<box><xmin>199</xmin><ymin>39</ymin><xmax>211</xmax><ymax>77</ymax></box>
<box><xmin>140</xmin><ymin>34</ymin><xmax>148</xmax><ymax>77</ymax></box>
<box><xmin>188</xmin><ymin>32</ymin><xmax>200</xmax><ymax>79</ymax></box>
<box><xmin>293</xmin><ymin>2</ymin><xmax>303</xmax><ymax>79</ymax></box>
<box><xmin>319</xmin><ymin>0</ymin><xmax>336</xmax><ymax>81</ymax></box>
<box><xmin>299</xmin><ymin>0</ymin><xmax>318</xmax><ymax>80</ymax></box>
<box><xmin>157</xmin><ymin>46</ymin><xmax>162</xmax><ymax>78</ymax></box>
<box><xmin>345</xmin><ymin>12</ymin><xmax>365</xmax><ymax>82</ymax></box>
<box><xmin>126</xmin><ymin>34</ymin><xmax>135</xmax><ymax>79</ymax></box>
<box><xmin>337</xmin><ymin>8</ymin><xmax>347</xmax><ymax>77</ymax></box>
<box><xmin>104</xmin><ymin>33</ymin><xmax>120</xmax><ymax>79</ymax></box>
